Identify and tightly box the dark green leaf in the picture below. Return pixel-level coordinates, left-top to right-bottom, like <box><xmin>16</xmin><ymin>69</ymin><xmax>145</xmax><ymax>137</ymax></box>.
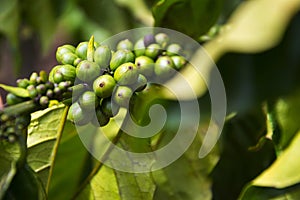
<box><xmin>152</xmin><ymin>0</ymin><xmax>223</xmax><ymax>39</ymax></box>
<box><xmin>0</xmin><ymin>84</ymin><xmax>29</xmax><ymax>98</ymax></box>
<box><xmin>0</xmin><ymin>140</ymin><xmax>20</xmax><ymax>199</ymax></box>
<box><xmin>3</xmin><ymin>164</ymin><xmax>46</xmax><ymax>200</ymax></box>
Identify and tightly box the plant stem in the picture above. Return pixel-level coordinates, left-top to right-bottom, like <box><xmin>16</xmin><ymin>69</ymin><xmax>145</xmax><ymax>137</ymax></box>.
<box><xmin>46</xmin><ymin>105</ymin><xmax>69</xmax><ymax>194</ymax></box>
<box><xmin>3</xmin><ymin>100</ymin><xmax>42</xmax><ymax>116</ymax></box>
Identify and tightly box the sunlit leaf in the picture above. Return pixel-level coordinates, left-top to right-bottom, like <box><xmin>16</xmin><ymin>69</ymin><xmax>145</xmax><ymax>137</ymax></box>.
<box><xmin>26</xmin><ymin>104</ymin><xmax>66</xmax><ymax>187</ymax></box>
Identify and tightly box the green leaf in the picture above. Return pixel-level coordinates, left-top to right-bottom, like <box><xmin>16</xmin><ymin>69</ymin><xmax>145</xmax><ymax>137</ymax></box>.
<box><xmin>275</xmin><ymin>90</ymin><xmax>300</xmax><ymax>149</ymax></box>
<box><xmin>239</xmin><ymin>131</ymin><xmax>300</xmax><ymax>199</ymax></box>
<box><xmin>253</xmin><ymin>131</ymin><xmax>300</xmax><ymax>188</ymax></box>
<box><xmin>152</xmin><ymin>0</ymin><xmax>223</xmax><ymax>39</ymax></box>
<box><xmin>76</xmin><ymin>165</ymin><xmax>155</xmax><ymax>200</ymax></box>
<box><xmin>152</xmin><ymin>135</ymin><xmax>218</xmax><ymax>200</ymax></box>
<box><xmin>0</xmin><ymin>84</ymin><xmax>29</xmax><ymax>98</ymax></box>
<box><xmin>0</xmin><ymin>140</ymin><xmax>20</xmax><ymax>199</ymax></box>
<box><xmin>0</xmin><ymin>0</ymin><xmax>19</xmax><ymax>46</ymax></box>
<box><xmin>26</xmin><ymin>104</ymin><xmax>66</xmax><ymax>188</ymax></box>
<box><xmin>3</xmin><ymin>164</ymin><xmax>46</xmax><ymax>200</ymax></box>
<box><xmin>47</xmin><ymin>121</ymin><xmax>94</xmax><ymax>200</ymax></box>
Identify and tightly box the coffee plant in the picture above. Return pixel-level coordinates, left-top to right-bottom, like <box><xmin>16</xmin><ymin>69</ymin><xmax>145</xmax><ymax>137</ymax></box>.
<box><xmin>1</xmin><ymin>0</ymin><xmax>300</xmax><ymax>200</ymax></box>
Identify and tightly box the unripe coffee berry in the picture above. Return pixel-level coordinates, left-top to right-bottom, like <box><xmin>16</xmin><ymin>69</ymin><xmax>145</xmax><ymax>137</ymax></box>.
<box><xmin>113</xmin><ymin>86</ymin><xmax>133</xmax><ymax>107</ymax></box>
<box><xmin>113</xmin><ymin>62</ymin><xmax>138</xmax><ymax>85</ymax></box>
<box><xmin>134</xmin><ymin>38</ymin><xmax>145</xmax><ymax>57</ymax></box>
<box><xmin>109</xmin><ymin>49</ymin><xmax>135</xmax><ymax>71</ymax></box>
<box><xmin>94</xmin><ymin>45</ymin><xmax>112</xmax><ymax>69</ymax></box>
<box><xmin>76</xmin><ymin>60</ymin><xmax>100</xmax><ymax>83</ymax></box>
<box><xmin>79</xmin><ymin>91</ymin><xmax>99</xmax><ymax>110</ymax></box>
<box><xmin>154</xmin><ymin>56</ymin><xmax>175</xmax><ymax>79</ymax></box>
<box><xmin>117</xmin><ymin>39</ymin><xmax>133</xmax><ymax>51</ymax></box>
<box><xmin>145</xmin><ymin>44</ymin><xmax>162</xmax><ymax>59</ymax></box>
<box><xmin>155</xmin><ymin>33</ymin><xmax>169</xmax><ymax>49</ymax></box>
<box><xmin>166</xmin><ymin>43</ymin><xmax>182</xmax><ymax>56</ymax></box>
<box><xmin>93</xmin><ymin>75</ymin><xmax>116</xmax><ymax>98</ymax></box>
<box><xmin>135</xmin><ymin>56</ymin><xmax>154</xmax><ymax>77</ymax></box>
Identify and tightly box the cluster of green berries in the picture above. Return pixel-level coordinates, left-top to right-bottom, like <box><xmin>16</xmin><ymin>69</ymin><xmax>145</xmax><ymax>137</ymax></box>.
<box><xmin>2</xmin><ymin>32</ymin><xmax>188</xmax><ymax>128</ymax></box>
<box><xmin>52</xmin><ymin>33</ymin><xmax>187</xmax><ymax>127</ymax></box>
<box><xmin>0</xmin><ymin>112</ymin><xmax>31</xmax><ymax>143</ymax></box>
<box><xmin>6</xmin><ymin>71</ymin><xmax>72</xmax><ymax>107</ymax></box>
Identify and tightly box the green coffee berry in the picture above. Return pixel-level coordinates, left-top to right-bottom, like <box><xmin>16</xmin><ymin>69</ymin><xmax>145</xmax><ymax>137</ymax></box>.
<box><xmin>171</xmin><ymin>56</ymin><xmax>186</xmax><ymax>70</ymax></box>
<box><xmin>131</xmin><ymin>74</ymin><xmax>147</xmax><ymax>92</ymax></box>
<box><xmin>68</xmin><ymin>102</ymin><xmax>92</xmax><ymax>125</ymax></box>
<box><xmin>155</xmin><ymin>33</ymin><xmax>169</xmax><ymax>49</ymax></box>
<box><xmin>100</xmin><ymin>97</ymin><xmax>120</xmax><ymax>117</ymax></box>
<box><xmin>46</xmin><ymin>89</ymin><xmax>54</xmax><ymax>98</ymax></box>
<box><xmin>79</xmin><ymin>91</ymin><xmax>99</xmax><ymax>110</ymax></box>
<box><xmin>76</xmin><ymin>60</ymin><xmax>101</xmax><ymax>83</ymax></box>
<box><xmin>75</xmin><ymin>42</ymin><xmax>88</xmax><ymax>60</ymax></box>
<box><xmin>113</xmin><ymin>86</ymin><xmax>133</xmax><ymax>107</ymax></box>
<box><xmin>6</xmin><ymin>93</ymin><xmax>24</xmax><ymax>105</ymax></box>
<box><xmin>154</xmin><ymin>56</ymin><xmax>175</xmax><ymax>79</ymax></box>
<box><xmin>166</xmin><ymin>43</ymin><xmax>182</xmax><ymax>56</ymax></box>
<box><xmin>92</xmin><ymin>107</ymin><xmax>110</xmax><ymax>127</ymax></box>
<box><xmin>39</xmin><ymin>96</ymin><xmax>49</xmax><ymax>106</ymax></box>
<box><xmin>29</xmin><ymin>72</ymin><xmax>39</xmax><ymax>85</ymax></box>
<box><xmin>135</xmin><ymin>56</ymin><xmax>154</xmax><ymax>77</ymax></box>
<box><xmin>49</xmin><ymin>64</ymin><xmax>76</xmax><ymax>84</ymax></box>
<box><xmin>58</xmin><ymin>81</ymin><xmax>71</xmax><ymax>91</ymax></box>
<box><xmin>45</xmin><ymin>81</ymin><xmax>54</xmax><ymax>90</ymax></box>
<box><xmin>27</xmin><ymin>85</ymin><xmax>38</xmax><ymax>98</ymax></box>
<box><xmin>56</xmin><ymin>44</ymin><xmax>76</xmax><ymax>63</ymax></box>
<box><xmin>117</xmin><ymin>39</ymin><xmax>133</xmax><ymax>51</ymax></box>
<box><xmin>145</xmin><ymin>43</ymin><xmax>161</xmax><ymax>59</ymax></box>
<box><xmin>53</xmin><ymin>87</ymin><xmax>62</xmax><ymax>96</ymax></box>
<box><xmin>53</xmin><ymin>72</ymin><xmax>64</xmax><ymax>83</ymax></box>
<box><xmin>94</xmin><ymin>45</ymin><xmax>112</xmax><ymax>69</ymax></box>
<box><xmin>16</xmin><ymin>78</ymin><xmax>30</xmax><ymax>89</ymax></box>
<box><xmin>114</xmin><ymin>62</ymin><xmax>139</xmax><ymax>85</ymax></box>
<box><xmin>93</xmin><ymin>74</ymin><xmax>116</xmax><ymax>98</ymax></box>
<box><xmin>36</xmin><ymin>84</ymin><xmax>47</xmax><ymax>94</ymax></box>
<box><xmin>143</xmin><ymin>34</ymin><xmax>156</xmax><ymax>47</ymax></box>
<box><xmin>134</xmin><ymin>38</ymin><xmax>145</xmax><ymax>57</ymax></box>
<box><xmin>109</xmin><ymin>49</ymin><xmax>135</xmax><ymax>71</ymax></box>
<box><xmin>61</xmin><ymin>52</ymin><xmax>78</xmax><ymax>65</ymax></box>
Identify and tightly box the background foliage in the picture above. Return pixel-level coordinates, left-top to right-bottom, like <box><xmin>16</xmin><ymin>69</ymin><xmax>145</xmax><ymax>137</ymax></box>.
<box><xmin>1</xmin><ymin>0</ymin><xmax>300</xmax><ymax>199</ymax></box>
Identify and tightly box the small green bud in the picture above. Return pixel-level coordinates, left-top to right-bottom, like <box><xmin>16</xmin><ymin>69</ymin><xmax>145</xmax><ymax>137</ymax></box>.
<box><xmin>16</xmin><ymin>78</ymin><xmax>30</xmax><ymax>88</ymax></box>
<box><xmin>39</xmin><ymin>96</ymin><xmax>49</xmax><ymax>106</ymax></box>
<box><xmin>27</xmin><ymin>85</ymin><xmax>38</xmax><ymax>98</ymax></box>
<box><xmin>36</xmin><ymin>84</ymin><xmax>47</xmax><ymax>94</ymax></box>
